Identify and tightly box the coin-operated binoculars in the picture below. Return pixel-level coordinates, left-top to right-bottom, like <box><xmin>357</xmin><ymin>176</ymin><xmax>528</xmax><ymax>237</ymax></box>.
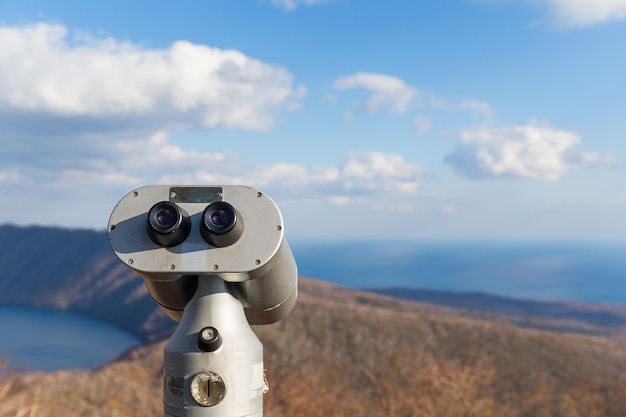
<box><xmin>108</xmin><ymin>185</ymin><xmax>298</xmax><ymax>417</ymax></box>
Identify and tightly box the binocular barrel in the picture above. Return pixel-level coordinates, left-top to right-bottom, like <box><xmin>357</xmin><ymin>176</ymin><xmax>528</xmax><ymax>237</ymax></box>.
<box><xmin>108</xmin><ymin>185</ymin><xmax>297</xmax><ymax>325</ymax></box>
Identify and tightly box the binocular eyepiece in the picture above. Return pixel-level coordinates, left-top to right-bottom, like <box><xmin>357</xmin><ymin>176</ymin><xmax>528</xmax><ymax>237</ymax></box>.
<box><xmin>147</xmin><ymin>200</ymin><xmax>243</xmax><ymax>248</ymax></box>
<box><xmin>108</xmin><ymin>185</ymin><xmax>298</xmax><ymax>326</ymax></box>
<box><xmin>147</xmin><ymin>201</ymin><xmax>191</xmax><ymax>247</ymax></box>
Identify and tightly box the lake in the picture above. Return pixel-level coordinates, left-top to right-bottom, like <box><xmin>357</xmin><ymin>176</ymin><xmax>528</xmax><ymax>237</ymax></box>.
<box><xmin>1</xmin><ymin>240</ymin><xmax>625</xmax><ymax>372</ymax></box>
<box><xmin>291</xmin><ymin>240</ymin><xmax>626</xmax><ymax>304</ymax></box>
<box><xmin>0</xmin><ymin>306</ymin><xmax>141</xmax><ymax>372</ymax></box>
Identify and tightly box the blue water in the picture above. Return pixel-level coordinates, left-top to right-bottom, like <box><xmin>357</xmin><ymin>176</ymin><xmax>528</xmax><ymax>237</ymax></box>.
<box><xmin>0</xmin><ymin>306</ymin><xmax>141</xmax><ymax>372</ymax></box>
<box><xmin>2</xmin><ymin>240</ymin><xmax>625</xmax><ymax>372</ymax></box>
<box><xmin>291</xmin><ymin>240</ymin><xmax>626</xmax><ymax>304</ymax></box>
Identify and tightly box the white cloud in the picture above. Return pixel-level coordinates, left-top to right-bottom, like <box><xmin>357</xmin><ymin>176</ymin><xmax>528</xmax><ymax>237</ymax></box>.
<box><xmin>332</xmin><ymin>72</ymin><xmax>418</xmax><ymax>118</ymax></box>
<box><xmin>339</xmin><ymin>151</ymin><xmax>421</xmax><ymax>194</ymax></box>
<box><xmin>0</xmin><ymin>168</ymin><xmax>26</xmax><ymax>185</ymax></box>
<box><xmin>0</xmin><ymin>129</ymin><xmax>421</xmax><ymax>227</ymax></box>
<box><xmin>439</xmin><ymin>204</ymin><xmax>458</xmax><ymax>216</ymax></box>
<box><xmin>478</xmin><ymin>0</ymin><xmax>626</xmax><ymax>27</ymax></box>
<box><xmin>459</xmin><ymin>100</ymin><xmax>495</xmax><ymax>121</ymax></box>
<box><xmin>413</xmin><ymin>115</ymin><xmax>433</xmax><ymax>133</ymax></box>
<box><xmin>445</xmin><ymin>122</ymin><xmax>611</xmax><ymax>180</ymax></box>
<box><xmin>0</xmin><ymin>23</ymin><xmax>305</xmax><ymax>132</ymax></box>
<box><xmin>538</xmin><ymin>0</ymin><xmax>626</xmax><ymax>27</ymax></box>
<box><xmin>330</xmin><ymin>72</ymin><xmax>495</xmax><ymax>130</ymax></box>
<box><xmin>269</xmin><ymin>0</ymin><xmax>338</xmax><ymax>11</ymax></box>
<box><xmin>0</xmin><ymin>23</ymin><xmax>423</xmax><ymax>229</ymax></box>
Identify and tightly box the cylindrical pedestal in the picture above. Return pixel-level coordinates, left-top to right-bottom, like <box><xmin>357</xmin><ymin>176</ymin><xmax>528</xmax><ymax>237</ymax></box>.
<box><xmin>163</xmin><ymin>276</ymin><xmax>264</xmax><ymax>417</ymax></box>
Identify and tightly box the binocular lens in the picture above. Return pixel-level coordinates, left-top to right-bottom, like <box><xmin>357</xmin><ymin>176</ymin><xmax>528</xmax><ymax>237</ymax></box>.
<box><xmin>147</xmin><ymin>201</ymin><xmax>191</xmax><ymax>247</ymax></box>
<box><xmin>210</xmin><ymin>209</ymin><xmax>231</xmax><ymax>228</ymax></box>
<box><xmin>154</xmin><ymin>205</ymin><xmax>179</xmax><ymax>231</ymax></box>
<box><xmin>201</xmin><ymin>201</ymin><xmax>243</xmax><ymax>247</ymax></box>
<box><xmin>203</xmin><ymin>202</ymin><xmax>237</xmax><ymax>234</ymax></box>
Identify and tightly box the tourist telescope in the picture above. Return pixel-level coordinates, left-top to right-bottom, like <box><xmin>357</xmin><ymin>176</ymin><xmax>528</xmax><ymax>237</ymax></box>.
<box><xmin>108</xmin><ymin>185</ymin><xmax>298</xmax><ymax>417</ymax></box>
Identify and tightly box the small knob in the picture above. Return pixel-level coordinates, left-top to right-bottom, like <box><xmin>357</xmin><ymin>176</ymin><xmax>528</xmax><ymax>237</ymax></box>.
<box><xmin>197</xmin><ymin>326</ymin><xmax>222</xmax><ymax>352</ymax></box>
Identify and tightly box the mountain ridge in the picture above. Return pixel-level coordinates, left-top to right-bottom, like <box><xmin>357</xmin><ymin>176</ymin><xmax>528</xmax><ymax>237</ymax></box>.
<box><xmin>5</xmin><ymin>274</ymin><xmax>626</xmax><ymax>417</ymax></box>
<box><xmin>0</xmin><ymin>224</ymin><xmax>173</xmax><ymax>340</ymax></box>
<box><xmin>1</xmin><ymin>224</ymin><xmax>626</xmax><ymax>416</ymax></box>
<box><xmin>1</xmin><ymin>224</ymin><xmax>626</xmax><ymax>342</ymax></box>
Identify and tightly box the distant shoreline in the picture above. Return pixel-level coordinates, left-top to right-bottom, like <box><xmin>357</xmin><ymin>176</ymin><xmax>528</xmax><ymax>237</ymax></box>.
<box><xmin>292</xmin><ymin>240</ymin><xmax>626</xmax><ymax>305</ymax></box>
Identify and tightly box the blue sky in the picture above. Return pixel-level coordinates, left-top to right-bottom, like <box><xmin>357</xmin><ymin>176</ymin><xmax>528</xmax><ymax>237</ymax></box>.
<box><xmin>0</xmin><ymin>0</ymin><xmax>625</xmax><ymax>241</ymax></box>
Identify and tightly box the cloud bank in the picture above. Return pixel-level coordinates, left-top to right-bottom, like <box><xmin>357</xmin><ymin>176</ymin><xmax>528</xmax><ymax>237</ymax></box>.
<box><xmin>0</xmin><ymin>23</ymin><xmax>423</xmax><ymax>228</ymax></box>
<box><xmin>0</xmin><ymin>129</ymin><xmax>421</xmax><ymax>227</ymax></box>
<box><xmin>0</xmin><ymin>23</ymin><xmax>304</xmax><ymax>132</ymax></box>
<box><xmin>330</xmin><ymin>71</ymin><xmax>610</xmax><ymax>182</ymax></box>
<box><xmin>0</xmin><ymin>131</ymin><xmax>420</xmax><ymax>199</ymax></box>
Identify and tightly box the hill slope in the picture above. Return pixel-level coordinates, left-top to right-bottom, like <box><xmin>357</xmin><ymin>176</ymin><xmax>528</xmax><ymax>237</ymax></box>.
<box><xmin>3</xmin><ymin>277</ymin><xmax>626</xmax><ymax>417</ymax></box>
<box><xmin>0</xmin><ymin>224</ymin><xmax>174</xmax><ymax>340</ymax></box>
<box><xmin>370</xmin><ymin>287</ymin><xmax>626</xmax><ymax>340</ymax></box>
<box><xmin>2</xmin><ymin>224</ymin><xmax>625</xmax><ymax>341</ymax></box>
<box><xmin>1</xmin><ymin>225</ymin><xmax>626</xmax><ymax>416</ymax></box>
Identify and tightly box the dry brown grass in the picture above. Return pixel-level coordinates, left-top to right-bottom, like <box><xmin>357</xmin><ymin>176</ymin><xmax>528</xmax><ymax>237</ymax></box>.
<box><xmin>2</xmin><ymin>279</ymin><xmax>626</xmax><ymax>417</ymax></box>
<box><xmin>1</xmin><ymin>360</ymin><xmax>162</xmax><ymax>417</ymax></box>
<box><xmin>259</xmin><ymin>298</ymin><xmax>626</xmax><ymax>417</ymax></box>
<box><xmin>0</xmin><ymin>359</ymin><xmax>40</xmax><ymax>417</ymax></box>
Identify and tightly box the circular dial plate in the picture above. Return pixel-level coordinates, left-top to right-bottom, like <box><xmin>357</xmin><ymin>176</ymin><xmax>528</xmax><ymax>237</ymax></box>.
<box><xmin>189</xmin><ymin>370</ymin><xmax>226</xmax><ymax>407</ymax></box>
